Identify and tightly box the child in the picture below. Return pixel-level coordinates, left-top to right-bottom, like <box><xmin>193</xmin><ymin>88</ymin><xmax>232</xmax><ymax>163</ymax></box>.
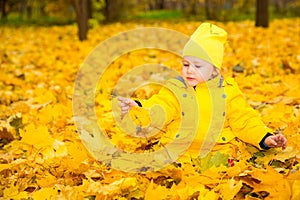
<box><xmin>118</xmin><ymin>23</ymin><xmax>287</xmax><ymax>160</ymax></box>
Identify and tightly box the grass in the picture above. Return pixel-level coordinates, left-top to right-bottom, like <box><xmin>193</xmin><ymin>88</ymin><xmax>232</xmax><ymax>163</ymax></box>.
<box><xmin>0</xmin><ymin>13</ymin><xmax>74</xmax><ymax>27</ymax></box>
<box><xmin>134</xmin><ymin>10</ymin><xmax>183</xmax><ymax>20</ymax></box>
<box><xmin>127</xmin><ymin>8</ymin><xmax>299</xmax><ymax>23</ymax></box>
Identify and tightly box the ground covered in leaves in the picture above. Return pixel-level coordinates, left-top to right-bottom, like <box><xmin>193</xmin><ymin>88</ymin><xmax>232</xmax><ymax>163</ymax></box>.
<box><xmin>0</xmin><ymin>19</ymin><xmax>300</xmax><ymax>199</ymax></box>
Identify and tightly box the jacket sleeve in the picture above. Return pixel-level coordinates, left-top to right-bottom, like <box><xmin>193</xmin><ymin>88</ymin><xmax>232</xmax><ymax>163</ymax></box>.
<box><xmin>226</xmin><ymin>79</ymin><xmax>273</xmax><ymax>149</ymax></box>
<box><xmin>138</xmin><ymin>84</ymin><xmax>180</xmax><ymax>126</ymax></box>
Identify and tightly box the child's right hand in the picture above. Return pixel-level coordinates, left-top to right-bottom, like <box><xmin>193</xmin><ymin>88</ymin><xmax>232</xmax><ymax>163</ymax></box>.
<box><xmin>118</xmin><ymin>97</ymin><xmax>138</xmax><ymax>117</ymax></box>
<box><xmin>264</xmin><ymin>133</ymin><xmax>287</xmax><ymax>150</ymax></box>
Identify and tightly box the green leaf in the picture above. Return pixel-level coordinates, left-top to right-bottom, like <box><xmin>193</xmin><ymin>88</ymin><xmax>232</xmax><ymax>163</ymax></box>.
<box><xmin>196</xmin><ymin>151</ymin><xmax>229</xmax><ymax>172</ymax></box>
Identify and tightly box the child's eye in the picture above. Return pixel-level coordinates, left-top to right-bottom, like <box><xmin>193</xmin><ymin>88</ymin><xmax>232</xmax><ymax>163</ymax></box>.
<box><xmin>183</xmin><ymin>63</ymin><xmax>189</xmax><ymax>67</ymax></box>
<box><xmin>195</xmin><ymin>65</ymin><xmax>202</xmax><ymax>68</ymax></box>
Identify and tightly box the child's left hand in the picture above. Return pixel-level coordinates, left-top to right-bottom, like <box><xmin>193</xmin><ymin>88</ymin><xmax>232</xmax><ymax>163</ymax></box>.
<box><xmin>264</xmin><ymin>134</ymin><xmax>287</xmax><ymax>150</ymax></box>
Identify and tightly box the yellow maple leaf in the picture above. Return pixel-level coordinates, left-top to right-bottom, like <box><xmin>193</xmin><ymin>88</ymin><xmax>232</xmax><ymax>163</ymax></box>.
<box><xmin>174</xmin><ymin>182</ymin><xmax>213</xmax><ymax>200</ymax></box>
<box><xmin>3</xmin><ymin>183</ymin><xmax>28</xmax><ymax>199</ymax></box>
<box><xmin>145</xmin><ymin>180</ymin><xmax>171</xmax><ymax>200</ymax></box>
<box><xmin>220</xmin><ymin>178</ymin><xmax>243</xmax><ymax>200</ymax></box>
<box><xmin>198</xmin><ymin>188</ymin><xmax>219</xmax><ymax>200</ymax></box>
<box><xmin>246</xmin><ymin>166</ymin><xmax>292</xmax><ymax>200</ymax></box>
<box><xmin>0</xmin><ymin>163</ymin><xmax>11</xmax><ymax>172</ymax></box>
<box><xmin>62</xmin><ymin>141</ymin><xmax>91</xmax><ymax>171</ymax></box>
<box><xmin>20</xmin><ymin>123</ymin><xmax>54</xmax><ymax>149</ymax></box>
<box><xmin>291</xmin><ymin>180</ymin><xmax>300</xmax><ymax>200</ymax></box>
<box><xmin>32</xmin><ymin>187</ymin><xmax>60</xmax><ymax>199</ymax></box>
<box><xmin>129</xmin><ymin>106</ymin><xmax>151</xmax><ymax>127</ymax></box>
<box><xmin>272</xmin><ymin>146</ymin><xmax>299</xmax><ymax>162</ymax></box>
<box><xmin>34</xmin><ymin>88</ymin><xmax>57</xmax><ymax>105</ymax></box>
<box><xmin>36</xmin><ymin>173</ymin><xmax>58</xmax><ymax>187</ymax></box>
<box><xmin>37</xmin><ymin>105</ymin><xmax>54</xmax><ymax>124</ymax></box>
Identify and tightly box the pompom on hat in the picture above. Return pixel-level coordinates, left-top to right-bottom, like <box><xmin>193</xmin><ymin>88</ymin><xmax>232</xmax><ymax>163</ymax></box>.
<box><xmin>182</xmin><ymin>23</ymin><xmax>227</xmax><ymax>69</ymax></box>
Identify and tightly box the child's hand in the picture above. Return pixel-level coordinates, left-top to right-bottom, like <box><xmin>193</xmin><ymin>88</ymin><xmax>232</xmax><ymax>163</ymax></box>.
<box><xmin>264</xmin><ymin>134</ymin><xmax>287</xmax><ymax>150</ymax></box>
<box><xmin>118</xmin><ymin>97</ymin><xmax>138</xmax><ymax>117</ymax></box>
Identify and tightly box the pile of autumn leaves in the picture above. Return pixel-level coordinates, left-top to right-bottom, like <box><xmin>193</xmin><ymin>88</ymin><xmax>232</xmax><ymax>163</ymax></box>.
<box><xmin>0</xmin><ymin>19</ymin><xmax>300</xmax><ymax>199</ymax></box>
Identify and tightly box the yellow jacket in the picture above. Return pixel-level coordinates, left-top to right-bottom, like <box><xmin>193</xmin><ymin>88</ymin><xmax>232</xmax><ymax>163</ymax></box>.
<box><xmin>131</xmin><ymin>75</ymin><xmax>272</xmax><ymax>158</ymax></box>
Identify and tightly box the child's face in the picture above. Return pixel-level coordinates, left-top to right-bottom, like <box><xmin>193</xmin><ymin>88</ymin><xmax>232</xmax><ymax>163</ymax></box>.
<box><xmin>181</xmin><ymin>56</ymin><xmax>216</xmax><ymax>86</ymax></box>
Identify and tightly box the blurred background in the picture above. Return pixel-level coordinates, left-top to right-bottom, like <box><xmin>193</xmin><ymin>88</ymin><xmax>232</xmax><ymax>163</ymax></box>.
<box><xmin>1</xmin><ymin>0</ymin><xmax>299</xmax><ymax>40</ymax></box>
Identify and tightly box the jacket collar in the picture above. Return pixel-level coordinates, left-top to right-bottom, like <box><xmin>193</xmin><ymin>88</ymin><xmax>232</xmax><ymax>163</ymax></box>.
<box><xmin>195</xmin><ymin>75</ymin><xmax>223</xmax><ymax>90</ymax></box>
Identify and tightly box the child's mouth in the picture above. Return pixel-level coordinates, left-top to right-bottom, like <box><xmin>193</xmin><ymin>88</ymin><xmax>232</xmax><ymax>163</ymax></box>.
<box><xmin>186</xmin><ymin>77</ymin><xmax>195</xmax><ymax>81</ymax></box>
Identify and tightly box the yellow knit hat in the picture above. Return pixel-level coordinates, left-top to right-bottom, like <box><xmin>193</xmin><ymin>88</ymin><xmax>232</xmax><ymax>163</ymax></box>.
<box><xmin>182</xmin><ymin>23</ymin><xmax>227</xmax><ymax>69</ymax></box>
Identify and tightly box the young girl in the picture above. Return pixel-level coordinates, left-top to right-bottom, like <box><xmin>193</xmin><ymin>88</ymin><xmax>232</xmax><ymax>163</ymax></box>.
<box><xmin>118</xmin><ymin>23</ymin><xmax>287</xmax><ymax>160</ymax></box>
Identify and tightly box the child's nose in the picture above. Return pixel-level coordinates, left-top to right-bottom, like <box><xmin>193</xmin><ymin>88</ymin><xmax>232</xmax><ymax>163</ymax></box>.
<box><xmin>187</xmin><ymin>65</ymin><xmax>194</xmax><ymax>73</ymax></box>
